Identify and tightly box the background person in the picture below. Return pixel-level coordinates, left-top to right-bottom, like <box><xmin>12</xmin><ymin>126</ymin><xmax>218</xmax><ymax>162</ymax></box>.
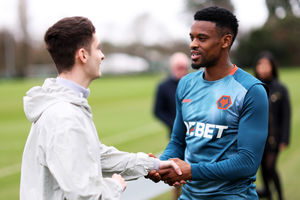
<box><xmin>153</xmin><ymin>52</ymin><xmax>189</xmax><ymax>199</ymax></box>
<box><xmin>255</xmin><ymin>51</ymin><xmax>291</xmax><ymax>200</ymax></box>
<box><xmin>154</xmin><ymin>52</ymin><xmax>189</xmax><ymax>138</ymax></box>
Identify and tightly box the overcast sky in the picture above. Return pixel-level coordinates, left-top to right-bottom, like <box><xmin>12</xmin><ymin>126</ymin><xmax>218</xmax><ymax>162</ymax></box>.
<box><xmin>0</xmin><ymin>0</ymin><xmax>268</xmax><ymax>44</ymax></box>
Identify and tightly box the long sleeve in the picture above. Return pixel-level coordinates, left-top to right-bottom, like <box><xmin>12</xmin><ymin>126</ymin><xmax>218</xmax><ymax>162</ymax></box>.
<box><xmin>100</xmin><ymin>144</ymin><xmax>156</xmax><ymax>181</ymax></box>
<box><xmin>279</xmin><ymin>85</ymin><xmax>291</xmax><ymax>145</ymax></box>
<box><xmin>160</xmin><ymin>86</ymin><xmax>187</xmax><ymax>161</ymax></box>
<box><xmin>190</xmin><ymin>84</ymin><xmax>268</xmax><ymax>180</ymax></box>
<box><xmin>154</xmin><ymin>83</ymin><xmax>174</xmax><ymax>129</ymax></box>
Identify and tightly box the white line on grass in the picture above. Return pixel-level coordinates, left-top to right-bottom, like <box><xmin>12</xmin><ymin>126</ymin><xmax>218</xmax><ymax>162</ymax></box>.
<box><xmin>0</xmin><ymin>163</ymin><xmax>21</xmax><ymax>179</ymax></box>
<box><xmin>102</xmin><ymin>122</ymin><xmax>159</xmax><ymax>146</ymax></box>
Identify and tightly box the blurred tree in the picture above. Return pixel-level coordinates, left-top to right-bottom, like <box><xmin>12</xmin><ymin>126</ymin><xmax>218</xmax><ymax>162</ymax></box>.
<box><xmin>101</xmin><ymin>41</ymin><xmax>189</xmax><ymax>61</ymax></box>
<box><xmin>100</xmin><ymin>39</ymin><xmax>190</xmax><ymax>73</ymax></box>
<box><xmin>0</xmin><ymin>32</ymin><xmax>5</xmax><ymax>76</ymax></box>
<box><xmin>0</xmin><ymin>31</ymin><xmax>16</xmax><ymax>77</ymax></box>
<box><xmin>185</xmin><ymin>0</ymin><xmax>234</xmax><ymax>14</ymax></box>
<box><xmin>233</xmin><ymin>0</ymin><xmax>300</xmax><ymax>67</ymax></box>
<box><xmin>265</xmin><ymin>0</ymin><xmax>298</xmax><ymax>25</ymax></box>
<box><xmin>30</xmin><ymin>44</ymin><xmax>52</xmax><ymax>65</ymax></box>
<box><xmin>17</xmin><ymin>0</ymin><xmax>30</xmax><ymax>77</ymax></box>
<box><xmin>233</xmin><ymin>16</ymin><xmax>300</xmax><ymax>67</ymax></box>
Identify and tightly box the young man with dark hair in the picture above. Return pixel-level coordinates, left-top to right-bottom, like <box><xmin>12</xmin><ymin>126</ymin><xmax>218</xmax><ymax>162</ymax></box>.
<box><xmin>148</xmin><ymin>7</ymin><xmax>269</xmax><ymax>199</ymax></box>
<box><xmin>20</xmin><ymin>16</ymin><xmax>181</xmax><ymax>200</ymax></box>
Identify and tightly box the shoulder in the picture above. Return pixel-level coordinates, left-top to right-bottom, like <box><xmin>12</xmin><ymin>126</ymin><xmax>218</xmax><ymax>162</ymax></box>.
<box><xmin>178</xmin><ymin>70</ymin><xmax>202</xmax><ymax>88</ymax></box>
<box><xmin>158</xmin><ymin>77</ymin><xmax>173</xmax><ymax>88</ymax></box>
<box><xmin>176</xmin><ymin>70</ymin><xmax>202</xmax><ymax>97</ymax></box>
<box><xmin>232</xmin><ymin>67</ymin><xmax>263</xmax><ymax>91</ymax></box>
<box><xmin>42</xmin><ymin>101</ymin><xmax>81</xmax><ymax>122</ymax></box>
<box><xmin>36</xmin><ymin>101</ymin><xmax>89</xmax><ymax>139</ymax></box>
<box><xmin>231</xmin><ymin>68</ymin><xmax>268</xmax><ymax>107</ymax></box>
<box><xmin>272</xmin><ymin>79</ymin><xmax>289</xmax><ymax>91</ymax></box>
<box><xmin>182</xmin><ymin>70</ymin><xmax>202</xmax><ymax>81</ymax></box>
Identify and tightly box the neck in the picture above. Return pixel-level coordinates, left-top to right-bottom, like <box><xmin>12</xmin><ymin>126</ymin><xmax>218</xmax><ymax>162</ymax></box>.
<box><xmin>59</xmin><ymin>66</ymin><xmax>91</xmax><ymax>88</ymax></box>
<box><xmin>203</xmin><ymin>58</ymin><xmax>233</xmax><ymax>81</ymax></box>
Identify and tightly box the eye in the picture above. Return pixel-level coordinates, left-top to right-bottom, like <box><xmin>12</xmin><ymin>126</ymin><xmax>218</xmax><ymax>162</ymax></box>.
<box><xmin>198</xmin><ymin>36</ymin><xmax>207</xmax><ymax>42</ymax></box>
<box><xmin>189</xmin><ymin>35</ymin><xmax>194</xmax><ymax>41</ymax></box>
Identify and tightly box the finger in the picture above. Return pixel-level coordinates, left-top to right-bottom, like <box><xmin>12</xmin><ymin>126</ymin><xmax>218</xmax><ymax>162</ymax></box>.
<box><xmin>151</xmin><ymin>177</ymin><xmax>160</xmax><ymax>183</ymax></box>
<box><xmin>169</xmin><ymin>158</ymin><xmax>179</xmax><ymax>162</ymax></box>
<box><xmin>145</xmin><ymin>170</ymin><xmax>156</xmax><ymax>178</ymax></box>
<box><xmin>173</xmin><ymin>182</ymin><xmax>180</xmax><ymax>188</ymax></box>
<box><xmin>148</xmin><ymin>153</ymin><xmax>157</xmax><ymax>158</ymax></box>
<box><xmin>161</xmin><ymin>174</ymin><xmax>178</xmax><ymax>185</ymax></box>
<box><xmin>153</xmin><ymin>172</ymin><xmax>161</xmax><ymax>182</ymax></box>
<box><xmin>158</xmin><ymin>168</ymin><xmax>171</xmax><ymax>176</ymax></box>
<box><xmin>179</xmin><ymin>180</ymin><xmax>186</xmax><ymax>185</ymax></box>
<box><xmin>166</xmin><ymin>179</ymin><xmax>176</xmax><ymax>186</ymax></box>
<box><xmin>147</xmin><ymin>176</ymin><xmax>160</xmax><ymax>183</ymax></box>
<box><xmin>170</xmin><ymin>160</ymin><xmax>182</xmax><ymax>175</ymax></box>
<box><xmin>145</xmin><ymin>170</ymin><xmax>161</xmax><ymax>182</ymax></box>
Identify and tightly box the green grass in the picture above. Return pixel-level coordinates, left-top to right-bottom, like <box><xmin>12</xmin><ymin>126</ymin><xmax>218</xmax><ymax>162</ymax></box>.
<box><xmin>0</xmin><ymin>68</ymin><xmax>300</xmax><ymax>199</ymax></box>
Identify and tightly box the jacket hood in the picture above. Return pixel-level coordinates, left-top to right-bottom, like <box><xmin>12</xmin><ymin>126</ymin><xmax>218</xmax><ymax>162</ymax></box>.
<box><xmin>24</xmin><ymin>78</ymin><xmax>91</xmax><ymax>123</ymax></box>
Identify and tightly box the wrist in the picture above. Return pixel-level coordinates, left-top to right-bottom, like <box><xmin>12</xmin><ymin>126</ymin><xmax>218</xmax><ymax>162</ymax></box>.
<box><xmin>186</xmin><ymin>163</ymin><xmax>192</xmax><ymax>180</ymax></box>
<box><xmin>154</xmin><ymin>158</ymin><xmax>160</xmax><ymax>171</ymax></box>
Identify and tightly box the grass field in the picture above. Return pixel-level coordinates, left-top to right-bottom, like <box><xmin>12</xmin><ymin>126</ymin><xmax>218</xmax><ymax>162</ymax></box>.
<box><xmin>0</xmin><ymin>67</ymin><xmax>299</xmax><ymax>199</ymax></box>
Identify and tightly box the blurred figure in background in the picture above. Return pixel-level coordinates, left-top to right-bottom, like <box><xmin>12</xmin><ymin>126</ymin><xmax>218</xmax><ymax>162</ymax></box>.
<box><xmin>255</xmin><ymin>51</ymin><xmax>291</xmax><ymax>200</ymax></box>
<box><xmin>153</xmin><ymin>52</ymin><xmax>189</xmax><ymax>199</ymax></box>
<box><xmin>154</xmin><ymin>52</ymin><xmax>189</xmax><ymax>137</ymax></box>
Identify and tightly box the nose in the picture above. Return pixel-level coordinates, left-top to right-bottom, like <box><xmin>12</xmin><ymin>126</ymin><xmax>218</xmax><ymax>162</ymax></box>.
<box><xmin>100</xmin><ymin>51</ymin><xmax>105</xmax><ymax>60</ymax></box>
<box><xmin>190</xmin><ymin>38</ymin><xmax>198</xmax><ymax>50</ymax></box>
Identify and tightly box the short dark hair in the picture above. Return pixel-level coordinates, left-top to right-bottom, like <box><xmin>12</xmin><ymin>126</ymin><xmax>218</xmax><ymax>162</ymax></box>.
<box><xmin>44</xmin><ymin>16</ymin><xmax>96</xmax><ymax>73</ymax></box>
<box><xmin>194</xmin><ymin>6</ymin><xmax>238</xmax><ymax>46</ymax></box>
<box><xmin>255</xmin><ymin>51</ymin><xmax>279</xmax><ymax>79</ymax></box>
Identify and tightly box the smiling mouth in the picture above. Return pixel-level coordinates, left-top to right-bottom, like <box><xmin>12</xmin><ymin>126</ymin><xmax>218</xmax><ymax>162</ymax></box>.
<box><xmin>191</xmin><ymin>51</ymin><xmax>201</xmax><ymax>61</ymax></box>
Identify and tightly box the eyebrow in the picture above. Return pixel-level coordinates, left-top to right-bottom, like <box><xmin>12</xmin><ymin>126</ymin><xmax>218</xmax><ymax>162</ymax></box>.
<box><xmin>190</xmin><ymin>33</ymin><xmax>209</xmax><ymax>37</ymax></box>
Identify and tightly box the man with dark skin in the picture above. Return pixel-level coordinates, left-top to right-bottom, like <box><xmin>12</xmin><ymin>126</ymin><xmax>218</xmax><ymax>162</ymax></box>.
<box><xmin>147</xmin><ymin>7</ymin><xmax>268</xmax><ymax>200</ymax></box>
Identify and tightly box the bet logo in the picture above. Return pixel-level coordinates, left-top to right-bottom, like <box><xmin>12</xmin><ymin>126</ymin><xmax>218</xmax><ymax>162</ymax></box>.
<box><xmin>217</xmin><ymin>95</ymin><xmax>232</xmax><ymax>110</ymax></box>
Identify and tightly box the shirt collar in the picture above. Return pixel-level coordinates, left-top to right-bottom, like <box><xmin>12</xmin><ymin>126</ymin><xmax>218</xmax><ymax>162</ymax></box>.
<box><xmin>56</xmin><ymin>77</ymin><xmax>90</xmax><ymax>98</ymax></box>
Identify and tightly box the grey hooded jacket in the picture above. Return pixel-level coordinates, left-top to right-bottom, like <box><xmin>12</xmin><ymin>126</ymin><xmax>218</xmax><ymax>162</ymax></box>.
<box><xmin>20</xmin><ymin>78</ymin><xmax>157</xmax><ymax>200</ymax></box>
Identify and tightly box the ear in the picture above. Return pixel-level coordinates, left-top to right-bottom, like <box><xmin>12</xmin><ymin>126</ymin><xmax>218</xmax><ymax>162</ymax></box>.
<box><xmin>76</xmin><ymin>48</ymin><xmax>89</xmax><ymax>64</ymax></box>
<box><xmin>221</xmin><ymin>34</ymin><xmax>233</xmax><ymax>49</ymax></box>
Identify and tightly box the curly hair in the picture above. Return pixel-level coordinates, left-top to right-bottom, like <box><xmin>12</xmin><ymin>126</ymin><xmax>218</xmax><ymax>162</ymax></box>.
<box><xmin>44</xmin><ymin>16</ymin><xmax>96</xmax><ymax>73</ymax></box>
<box><xmin>194</xmin><ymin>6</ymin><xmax>238</xmax><ymax>46</ymax></box>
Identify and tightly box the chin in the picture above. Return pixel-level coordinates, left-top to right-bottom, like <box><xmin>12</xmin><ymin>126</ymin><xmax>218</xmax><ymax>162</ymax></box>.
<box><xmin>97</xmin><ymin>67</ymin><xmax>102</xmax><ymax>77</ymax></box>
<box><xmin>92</xmin><ymin>73</ymin><xmax>101</xmax><ymax>80</ymax></box>
<box><xmin>191</xmin><ymin>63</ymin><xmax>203</xmax><ymax>70</ymax></box>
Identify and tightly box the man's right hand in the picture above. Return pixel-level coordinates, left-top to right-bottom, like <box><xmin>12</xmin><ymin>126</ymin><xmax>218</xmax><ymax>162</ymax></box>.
<box><xmin>145</xmin><ymin>153</ymin><xmax>184</xmax><ymax>185</ymax></box>
<box><xmin>159</xmin><ymin>158</ymin><xmax>191</xmax><ymax>186</ymax></box>
<box><xmin>112</xmin><ymin>174</ymin><xmax>126</xmax><ymax>191</ymax></box>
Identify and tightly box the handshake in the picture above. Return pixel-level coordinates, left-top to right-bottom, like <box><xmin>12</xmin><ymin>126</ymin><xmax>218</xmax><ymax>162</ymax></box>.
<box><xmin>145</xmin><ymin>153</ymin><xmax>192</xmax><ymax>187</ymax></box>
